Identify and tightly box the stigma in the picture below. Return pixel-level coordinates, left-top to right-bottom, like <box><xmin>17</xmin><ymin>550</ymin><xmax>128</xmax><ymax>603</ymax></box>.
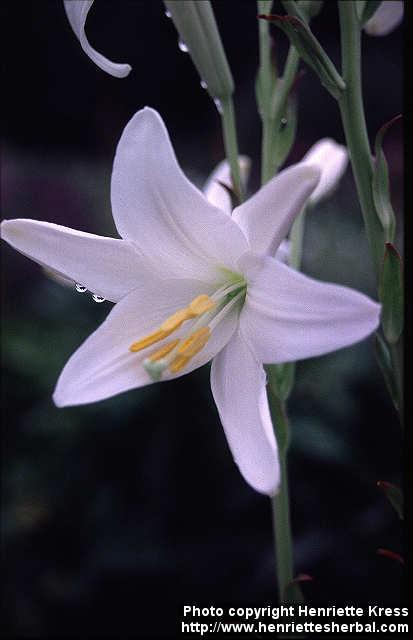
<box><xmin>129</xmin><ymin>277</ymin><xmax>246</xmax><ymax>380</ymax></box>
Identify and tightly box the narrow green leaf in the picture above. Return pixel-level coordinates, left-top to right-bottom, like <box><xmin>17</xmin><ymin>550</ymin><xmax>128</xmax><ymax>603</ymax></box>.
<box><xmin>374</xmin><ymin>333</ymin><xmax>399</xmax><ymax>411</ymax></box>
<box><xmin>379</xmin><ymin>243</ymin><xmax>403</xmax><ymax>343</ymax></box>
<box><xmin>372</xmin><ymin>115</ymin><xmax>401</xmax><ymax>241</ymax></box>
<box><xmin>377</xmin><ymin>481</ymin><xmax>404</xmax><ymax>519</ymax></box>
<box><xmin>259</xmin><ymin>14</ymin><xmax>345</xmax><ymax>99</ymax></box>
<box><xmin>360</xmin><ymin>1</ymin><xmax>383</xmax><ymax>25</ymax></box>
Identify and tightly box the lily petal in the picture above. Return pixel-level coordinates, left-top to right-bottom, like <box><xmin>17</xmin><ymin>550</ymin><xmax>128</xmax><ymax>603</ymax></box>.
<box><xmin>233</xmin><ymin>164</ymin><xmax>320</xmax><ymax>256</ymax></box>
<box><xmin>64</xmin><ymin>0</ymin><xmax>132</xmax><ymax>78</ymax></box>
<box><xmin>211</xmin><ymin>331</ymin><xmax>280</xmax><ymax>496</ymax></box>
<box><xmin>240</xmin><ymin>254</ymin><xmax>380</xmax><ymax>363</ymax></box>
<box><xmin>0</xmin><ymin>219</ymin><xmax>147</xmax><ymax>302</ymax></box>
<box><xmin>111</xmin><ymin>108</ymin><xmax>249</xmax><ymax>281</ymax></box>
<box><xmin>54</xmin><ymin>277</ymin><xmax>238</xmax><ymax>407</ymax></box>
<box><xmin>301</xmin><ymin>139</ymin><xmax>348</xmax><ymax>205</ymax></box>
<box><xmin>364</xmin><ymin>1</ymin><xmax>403</xmax><ymax>36</ymax></box>
<box><xmin>203</xmin><ymin>156</ymin><xmax>251</xmax><ymax>214</ymax></box>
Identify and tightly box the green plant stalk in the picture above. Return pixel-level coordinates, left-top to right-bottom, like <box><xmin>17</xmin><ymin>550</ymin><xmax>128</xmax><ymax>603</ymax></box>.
<box><xmin>337</xmin><ymin>1</ymin><xmax>384</xmax><ymax>275</ymax></box>
<box><xmin>268</xmin><ymin>389</ymin><xmax>294</xmax><ymax>602</ymax></box>
<box><xmin>338</xmin><ymin>2</ymin><xmax>403</xmax><ymax>420</ymax></box>
<box><xmin>220</xmin><ymin>96</ymin><xmax>244</xmax><ymax>203</ymax></box>
<box><xmin>258</xmin><ymin>5</ymin><xmax>300</xmax><ymax>601</ymax></box>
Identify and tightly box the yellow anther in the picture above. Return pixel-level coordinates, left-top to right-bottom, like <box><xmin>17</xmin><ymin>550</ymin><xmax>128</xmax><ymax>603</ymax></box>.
<box><xmin>188</xmin><ymin>294</ymin><xmax>216</xmax><ymax>316</ymax></box>
<box><xmin>160</xmin><ymin>308</ymin><xmax>191</xmax><ymax>333</ymax></box>
<box><xmin>148</xmin><ymin>339</ymin><xmax>180</xmax><ymax>362</ymax></box>
<box><xmin>129</xmin><ymin>295</ymin><xmax>215</xmax><ymax>354</ymax></box>
<box><xmin>169</xmin><ymin>327</ymin><xmax>211</xmax><ymax>373</ymax></box>
<box><xmin>130</xmin><ymin>329</ymin><xmax>166</xmax><ymax>352</ymax></box>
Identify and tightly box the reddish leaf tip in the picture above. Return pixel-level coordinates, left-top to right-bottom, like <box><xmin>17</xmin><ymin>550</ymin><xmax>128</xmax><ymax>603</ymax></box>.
<box><xmin>377</xmin><ymin>548</ymin><xmax>404</xmax><ymax>566</ymax></box>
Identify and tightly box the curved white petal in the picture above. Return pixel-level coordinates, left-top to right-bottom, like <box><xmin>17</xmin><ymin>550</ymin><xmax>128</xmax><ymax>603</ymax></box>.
<box><xmin>54</xmin><ymin>277</ymin><xmax>238</xmax><ymax>407</ymax></box>
<box><xmin>64</xmin><ymin>0</ymin><xmax>131</xmax><ymax>78</ymax></box>
<box><xmin>0</xmin><ymin>218</ymin><xmax>148</xmax><ymax>303</ymax></box>
<box><xmin>203</xmin><ymin>156</ymin><xmax>251</xmax><ymax>215</ymax></box>
<box><xmin>301</xmin><ymin>139</ymin><xmax>348</xmax><ymax>205</ymax></box>
<box><xmin>111</xmin><ymin>108</ymin><xmax>249</xmax><ymax>282</ymax></box>
<box><xmin>239</xmin><ymin>254</ymin><xmax>380</xmax><ymax>363</ymax></box>
<box><xmin>233</xmin><ymin>164</ymin><xmax>320</xmax><ymax>256</ymax></box>
<box><xmin>211</xmin><ymin>331</ymin><xmax>280</xmax><ymax>496</ymax></box>
<box><xmin>364</xmin><ymin>1</ymin><xmax>403</xmax><ymax>36</ymax></box>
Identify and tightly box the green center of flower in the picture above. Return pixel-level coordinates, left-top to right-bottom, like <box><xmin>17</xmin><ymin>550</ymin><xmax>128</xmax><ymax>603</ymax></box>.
<box><xmin>129</xmin><ymin>269</ymin><xmax>246</xmax><ymax>380</ymax></box>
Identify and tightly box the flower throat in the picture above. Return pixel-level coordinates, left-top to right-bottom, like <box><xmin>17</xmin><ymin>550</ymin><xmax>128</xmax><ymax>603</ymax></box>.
<box><xmin>129</xmin><ymin>276</ymin><xmax>246</xmax><ymax>380</ymax></box>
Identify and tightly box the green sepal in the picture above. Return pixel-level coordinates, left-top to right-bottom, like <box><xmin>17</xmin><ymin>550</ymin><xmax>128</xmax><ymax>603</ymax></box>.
<box><xmin>377</xmin><ymin>481</ymin><xmax>404</xmax><ymax>520</ymax></box>
<box><xmin>374</xmin><ymin>332</ymin><xmax>399</xmax><ymax>412</ymax></box>
<box><xmin>379</xmin><ymin>242</ymin><xmax>403</xmax><ymax>344</ymax></box>
<box><xmin>359</xmin><ymin>1</ymin><xmax>383</xmax><ymax>25</ymax></box>
<box><xmin>372</xmin><ymin>115</ymin><xmax>401</xmax><ymax>241</ymax></box>
<box><xmin>259</xmin><ymin>14</ymin><xmax>345</xmax><ymax>99</ymax></box>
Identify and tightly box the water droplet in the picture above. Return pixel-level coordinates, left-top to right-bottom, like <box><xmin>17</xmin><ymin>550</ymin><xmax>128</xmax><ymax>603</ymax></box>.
<box><xmin>164</xmin><ymin>9</ymin><xmax>171</xmax><ymax>18</ymax></box>
<box><xmin>178</xmin><ymin>39</ymin><xmax>188</xmax><ymax>53</ymax></box>
<box><xmin>280</xmin><ymin>117</ymin><xmax>288</xmax><ymax>129</ymax></box>
<box><xmin>200</xmin><ymin>80</ymin><xmax>208</xmax><ymax>90</ymax></box>
<box><xmin>92</xmin><ymin>294</ymin><xmax>106</xmax><ymax>303</ymax></box>
<box><xmin>214</xmin><ymin>98</ymin><xmax>223</xmax><ymax>114</ymax></box>
<box><xmin>75</xmin><ymin>283</ymin><xmax>87</xmax><ymax>293</ymax></box>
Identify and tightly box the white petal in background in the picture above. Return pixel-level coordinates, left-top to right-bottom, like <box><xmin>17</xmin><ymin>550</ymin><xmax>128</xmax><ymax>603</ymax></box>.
<box><xmin>203</xmin><ymin>157</ymin><xmax>251</xmax><ymax>215</ymax></box>
<box><xmin>301</xmin><ymin>139</ymin><xmax>348</xmax><ymax>205</ymax></box>
<box><xmin>0</xmin><ymin>219</ymin><xmax>147</xmax><ymax>302</ymax></box>
<box><xmin>364</xmin><ymin>1</ymin><xmax>404</xmax><ymax>36</ymax></box>
<box><xmin>211</xmin><ymin>331</ymin><xmax>280</xmax><ymax>496</ymax></box>
<box><xmin>111</xmin><ymin>108</ymin><xmax>249</xmax><ymax>280</ymax></box>
<box><xmin>233</xmin><ymin>164</ymin><xmax>320</xmax><ymax>257</ymax></box>
<box><xmin>240</xmin><ymin>254</ymin><xmax>381</xmax><ymax>364</ymax></box>
<box><xmin>63</xmin><ymin>0</ymin><xmax>132</xmax><ymax>77</ymax></box>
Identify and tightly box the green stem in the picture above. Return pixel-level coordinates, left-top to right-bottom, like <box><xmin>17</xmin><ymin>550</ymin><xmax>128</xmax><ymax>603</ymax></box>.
<box><xmin>220</xmin><ymin>96</ymin><xmax>244</xmax><ymax>203</ymax></box>
<box><xmin>337</xmin><ymin>1</ymin><xmax>383</xmax><ymax>276</ymax></box>
<box><xmin>268</xmin><ymin>390</ymin><xmax>294</xmax><ymax>602</ymax></box>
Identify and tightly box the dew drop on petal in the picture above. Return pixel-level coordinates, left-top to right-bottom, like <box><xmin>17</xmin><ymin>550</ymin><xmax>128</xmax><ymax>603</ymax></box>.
<box><xmin>92</xmin><ymin>294</ymin><xmax>106</xmax><ymax>303</ymax></box>
<box><xmin>75</xmin><ymin>283</ymin><xmax>87</xmax><ymax>293</ymax></box>
<box><xmin>214</xmin><ymin>98</ymin><xmax>223</xmax><ymax>114</ymax></box>
<box><xmin>200</xmin><ymin>80</ymin><xmax>208</xmax><ymax>90</ymax></box>
<box><xmin>178</xmin><ymin>39</ymin><xmax>189</xmax><ymax>53</ymax></box>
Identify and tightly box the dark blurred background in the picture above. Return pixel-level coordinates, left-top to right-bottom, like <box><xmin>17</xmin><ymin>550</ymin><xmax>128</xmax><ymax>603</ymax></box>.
<box><xmin>1</xmin><ymin>1</ymin><xmax>404</xmax><ymax>637</ymax></box>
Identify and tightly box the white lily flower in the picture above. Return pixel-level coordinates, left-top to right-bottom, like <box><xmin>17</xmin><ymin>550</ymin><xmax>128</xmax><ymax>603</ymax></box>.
<box><xmin>301</xmin><ymin>138</ymin><xmax>348</xmax><ymax>206</ymax></box>
<box><xmin>64</xmin><ymin>0</ymin><xmax>131</xmax><ymax>78</ymax></box>
<box><xmin>364</xmin><ymin>1</ymin><xmax>403</xmax><ymax>36</ymax></box>
<box><xmin>1</xmin><ymin>108</ymin><xmax>380</xmax><ymax>495</ymax></box>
